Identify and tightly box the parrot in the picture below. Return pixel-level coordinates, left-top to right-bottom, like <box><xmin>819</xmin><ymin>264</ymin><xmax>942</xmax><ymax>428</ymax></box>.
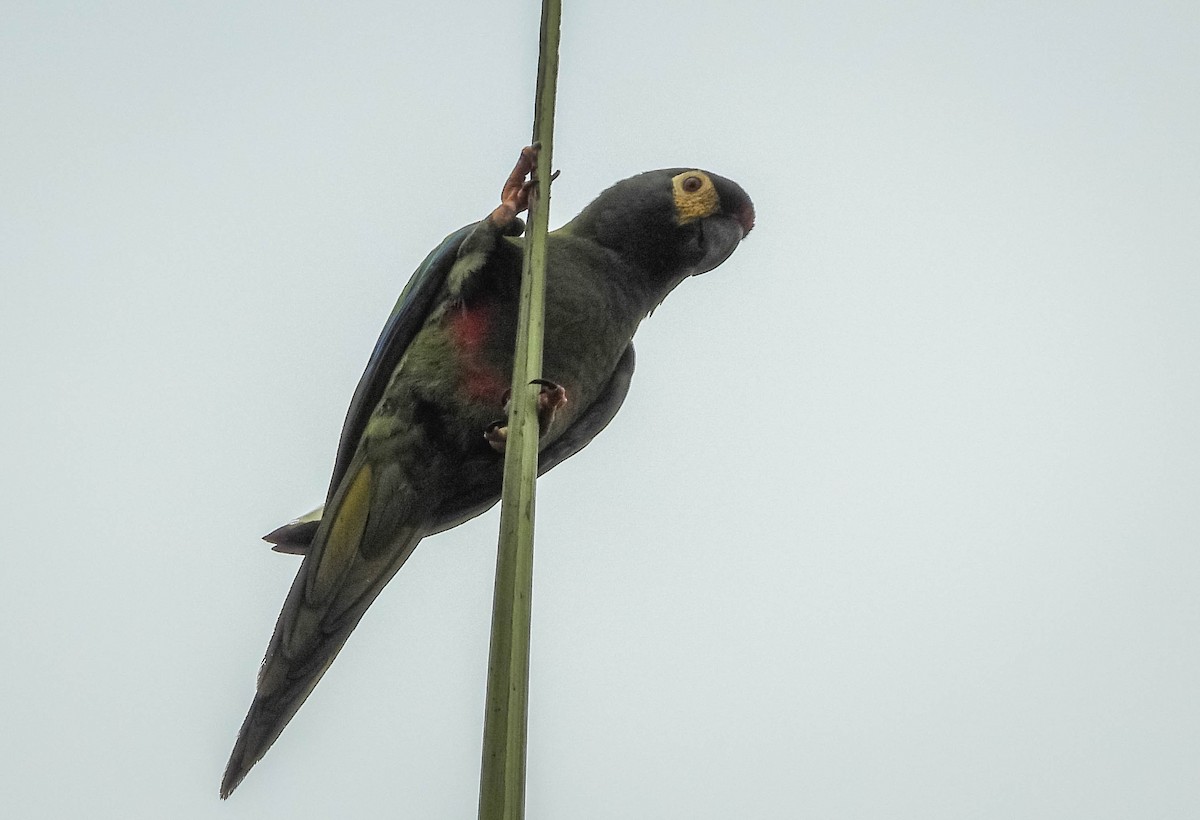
<box><xmin>220</xmin><ymin>146</ymin><xmax>754</xmax><ymax>798</ymax></box>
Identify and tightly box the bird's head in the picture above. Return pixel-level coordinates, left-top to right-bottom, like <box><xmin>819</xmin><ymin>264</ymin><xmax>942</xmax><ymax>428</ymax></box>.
<box><xmin>564</xmin><ymin>167</ymin><xmax>754</xmax><ymax>288</ymax></box>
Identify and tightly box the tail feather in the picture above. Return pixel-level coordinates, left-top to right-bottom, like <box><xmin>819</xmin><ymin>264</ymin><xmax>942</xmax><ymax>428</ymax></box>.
<box><xmin>221</xmin><ymin>459</ymin><xmax>427</xmax><ymax>798</ymax></box>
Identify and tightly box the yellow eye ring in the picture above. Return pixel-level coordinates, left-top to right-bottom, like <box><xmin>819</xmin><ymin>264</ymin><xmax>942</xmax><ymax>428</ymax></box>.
<box><xmin>672</xmin><ymin>170</ymin><xmax>720</xmax><ymax>224</ymax></box>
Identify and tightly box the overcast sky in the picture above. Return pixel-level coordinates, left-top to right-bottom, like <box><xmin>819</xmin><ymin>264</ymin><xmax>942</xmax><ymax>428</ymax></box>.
<box><xmin>3</xmin><ymin>2</ymin><xmax>1199</xmax><ymax>818</ymax></box>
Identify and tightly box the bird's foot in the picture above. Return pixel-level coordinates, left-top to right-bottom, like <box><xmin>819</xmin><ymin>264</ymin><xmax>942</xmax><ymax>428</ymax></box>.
<box><xmin>484</xmin><ymin>379</ymin><xmax>569</xmax><ymax>453</ymax></box>
<box><xmin>484</xmin><ymin>419</ymin><xmax>508</xmax><ymax>453</ymax></box>
<box><xmin>489</xmin><ymin>145</ymin><xmax>539</xmax><ymax>228</ymax></box>
<box><xmin>530</xmin><ymin>379</ymin><xmax>568</xmax><ymax>430</ymax></box>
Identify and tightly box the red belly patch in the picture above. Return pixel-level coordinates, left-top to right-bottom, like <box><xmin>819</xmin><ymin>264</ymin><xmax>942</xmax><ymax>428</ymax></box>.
<box><xmin>448</xmin><ymin>304</ymin><xmax>508</xmax><ymax>401</ymax></box>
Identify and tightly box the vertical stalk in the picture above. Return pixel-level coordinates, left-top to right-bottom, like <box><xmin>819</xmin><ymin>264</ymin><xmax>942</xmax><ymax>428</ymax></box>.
<box><xmin>478</xmin><ymin>1</ymin><xmax>560</xmax><ymax>819</ymax></box>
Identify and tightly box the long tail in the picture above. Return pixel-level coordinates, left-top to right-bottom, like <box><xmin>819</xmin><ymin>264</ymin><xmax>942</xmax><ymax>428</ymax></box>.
<box><xmin>221</xmin><ymin>460</ymin><xmax>426</xmax><ymax>798</ymax></box>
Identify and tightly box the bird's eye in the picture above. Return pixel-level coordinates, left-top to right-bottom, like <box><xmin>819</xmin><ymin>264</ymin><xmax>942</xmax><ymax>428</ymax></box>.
<box><xmin>682</xmin><ymin>175</ymin><xmax>703</xmax><ymax>193</ymax></box>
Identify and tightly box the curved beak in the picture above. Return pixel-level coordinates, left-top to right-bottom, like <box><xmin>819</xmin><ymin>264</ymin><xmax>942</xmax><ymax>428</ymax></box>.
<box><xmin>692</xmin><ymin>215</ymin><xmax>745</xmax><ymax>275</ymax></box>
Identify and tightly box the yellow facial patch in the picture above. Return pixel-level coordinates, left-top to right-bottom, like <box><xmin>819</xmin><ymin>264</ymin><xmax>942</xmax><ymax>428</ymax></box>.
<box><xmin>672</xmin><ymin>170</ymin><xmax>720</xmax><ymax>224</ymax></box>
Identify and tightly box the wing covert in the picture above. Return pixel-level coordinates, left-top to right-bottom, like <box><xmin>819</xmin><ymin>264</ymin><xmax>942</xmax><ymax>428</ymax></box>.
<box><xmin>324</xmin><ymin>223</ymin><xmax>477</xmax><ymax>503</ymax></box>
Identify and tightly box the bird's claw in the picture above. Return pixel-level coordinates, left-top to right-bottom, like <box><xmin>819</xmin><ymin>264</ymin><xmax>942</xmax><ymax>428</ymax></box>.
<box><xmin>489</xmin><ymin>145</ymin><xmax>546</xmax><ymax>228</ymax></box>
<box><xmin>484</xmin><ymin>419</ymin><xmax>508</xmax><ymax>453</ymax></box>
<box><xmin>530</xmin><ymin>379</ymin><xmax>568</xmax><ymax>423</ymax></box>
<box><xmin>484</xmin><ymin>379</ymin><xmax>569</xmax><ymax>453</ymax></box>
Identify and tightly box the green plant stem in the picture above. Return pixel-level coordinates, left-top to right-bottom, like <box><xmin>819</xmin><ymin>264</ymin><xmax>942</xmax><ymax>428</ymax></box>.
<box><xmin>477</xmin><ymin>1</ymin><xmax>560</xmax><ymax>818</ymax></box>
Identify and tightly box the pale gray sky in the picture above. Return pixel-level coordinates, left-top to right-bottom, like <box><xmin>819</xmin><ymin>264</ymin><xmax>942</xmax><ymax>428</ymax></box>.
<box><xmin>3</xmin><ymin>2</ymin><xmax>1199</xmax><ymax>818</ymax></box>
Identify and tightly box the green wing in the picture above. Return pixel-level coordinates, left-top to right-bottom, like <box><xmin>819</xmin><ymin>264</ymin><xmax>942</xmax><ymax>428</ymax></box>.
<box><xmin>264</xmin><ymin>344</ymin><xmax>636</xmax><ymax>554</ymax></box>
<box><xmin>323</xmin><ymin>222</ymin><xmax>475</xmax><ymax>504</ymax></box>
